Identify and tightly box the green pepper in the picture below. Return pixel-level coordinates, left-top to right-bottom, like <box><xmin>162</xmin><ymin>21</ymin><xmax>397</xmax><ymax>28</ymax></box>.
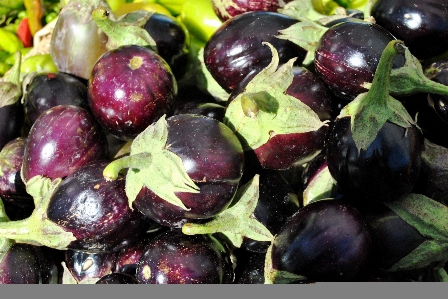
<box><xmin>0</xmin><ymin>28</ymin><xmax>24</xmax><ymax>54</ymax></box>
<box><xmin>333</xmin><ymin>0</ymin><xmax>369</xmax><ymax>10</ymax></box>
<box><xmin>155</xmin><ymin>0</ymin><xmax>184</xmax><ymax>16</ymax></box>
<box><xmin>20</xmin><ymin>53</ymin><xmax>58</xmax><ymax>78</ymax></box>
<box><xmin>0</xmin><ymin>61</ymin><xmax>11</xmax><ymax>76</ymax></box>
<box><xmin>4</xmin><ymin>47</ymin><xmax>32</xmax><ymax>66</ymax></box>
<box><xmin>179</xmin><ymin>0</ymin><xmax>222</xmax><ymax>43</ymax></box>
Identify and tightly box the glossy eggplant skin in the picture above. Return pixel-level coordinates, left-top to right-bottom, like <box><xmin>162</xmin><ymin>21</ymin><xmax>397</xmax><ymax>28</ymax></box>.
<box><xmin>63</xmin><ymin>249</ymin><xmax>118</xmax><ymax>283</ymax></box>
<box><xmin>88</xmin><ymin>45</ymin><xmax>177</xmax><ymax>141</ymax></box>
<box><xmin>371</xmin><ymin>0</ymin><xmax>448</xmax><ymax>60</ymax></box>
<box><xmin>21</xmin><ymin>105</ymin><xmax>108</xmax><ymax>183</ymax></box>
<box><xmin>326</xmin><ymin>117</ymin><xmax>424</xmax><ymax>206</ymax></box>
<box><xmin>23</xmin><ymin>72</ymin><xmax>89</xmax><ymax>126</ymax></box>
<box><xmin>0</xmin><ymin>138</ymin><xmax>32</xmax><ymax>208</ymax></box>
<box><xmin>135</xmin><ymin>229</ymin><xmax>234</xmax><ymax>284</ymax></box>
<box><xmin>271</xmin><ymin>199</ymin><xmax>372</xmax><ymax>282</ymax></box>
<box><xmin>134</xmin><ymin>114</ymin><xmax>245</xmax><ymax>228</ymax></box>
<box><xmin>314</xmin><ymin>19</ymin><xmax>404</xmax><ymax>101</ymax></box>
<box><xmin>46</xmin><ymin>160</ymin><xmax>153</xmax><ymax>252</ymax></box>
<box><xmin>0</xmin><ymin>101</ymin><xmax>25</xmax><ymax>151</ymax></box>
<box><xmin>144</xmin><ymin>13</ymin><xmax>189</xmax><ymax>79</ymax></box>
<box><xmin>204</xmin><ymin>11</ymin><xmax>306</xmax><ymax>93</ymax></box>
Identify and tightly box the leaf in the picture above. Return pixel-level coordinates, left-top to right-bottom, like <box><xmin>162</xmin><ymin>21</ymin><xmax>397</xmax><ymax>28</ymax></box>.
<box><xmin>384</xmin><ymin>193</ymin><xmax>448</xmax><ymax>272</ymax></box>
<box><xmin>224</xmin><ymin>42</ymin><xmax>327</xmax><ymax>151</ymax></box>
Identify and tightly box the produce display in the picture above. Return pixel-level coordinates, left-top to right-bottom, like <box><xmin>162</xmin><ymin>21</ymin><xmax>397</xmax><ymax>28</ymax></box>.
<box><xmin>2</xmin><ymin>0</ymin><xmax>448</xmax><ymax>284</ymax></box>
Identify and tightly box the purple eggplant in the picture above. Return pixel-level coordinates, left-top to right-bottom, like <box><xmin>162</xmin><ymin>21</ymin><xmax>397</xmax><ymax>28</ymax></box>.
<box><xmin>0</xmin><ymin>138</ymin><xmax>32</xmax><ymax>208</ymax></box>
<box><xmin>314</xmin><ymin>19</ymin><xmax>404</xmax><ymax>101</ymax></box>
<box><xmin>204</xmin><ymin>11</ymin><xmax>306</xmax><ymax>93</ymax></box>
<box><xmin>22</xmin><ymin>72</ymin><xmax>89</xmax><ymax>126</ymax></box>
<box><xmin>211</xmin><ymin>0</ymin><xmax>293</xmax><ymax>21</ymax></box>
<box><xmin>371</xmin><ymin>0</ymin><xmax>448</xmax><ymax>60</ymax></box>
<box><xmin>96</xmin><ymin>273</ymin><xmax>138</xmax><ymax>284</ymax></box>
<box><xmin>135</xmin><ymin>229</ymin><xmax>234</xmax><ymax>284</ymax></box>
<box><xmin>143</xmin><ymin>13</ymin><xmax>189</xmax><ymax>79</ymax></box>
<box><xmin>0</xmin><ymin>101</ymin><xmax>25</xmax><ymax>151</ymax></box>
<box><xmin>21</xmin><ymin>105</ymin><xmax>108</xmax><ymax>183</ymax></box>
<box><xmin>63</xmin><ymin>249</ymin><xmax>118</xmax><ymax>284</ymax></box>
<box><xmin>0</xmin><ymin>160</ymin><xmax>154</xmax><ymax>253</ymax></box>
<box><xmin>0</xmin><ymin>243</ymin><xmax>61</xmax><ymax>284</ymax></box>
<box><xmin>270</xmin><ymin>199</ymin><xmax>372</xmax><ymax>282</ymax></box>
<box><xmin>106</xmin><ymin>114</ymin><xmax>245</xmax><ymax>228</ymax></box>
<box><xmin>88</xmin><ymin>44</ymin><xmax>177</xmax><ymax>141</ymax></box>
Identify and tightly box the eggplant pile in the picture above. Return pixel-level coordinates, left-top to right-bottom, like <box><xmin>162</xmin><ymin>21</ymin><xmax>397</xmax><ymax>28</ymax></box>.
<box><xmin>2</xmin><ymin>0</ymin><xmax>448</xmax><ymax>284</ymax></box>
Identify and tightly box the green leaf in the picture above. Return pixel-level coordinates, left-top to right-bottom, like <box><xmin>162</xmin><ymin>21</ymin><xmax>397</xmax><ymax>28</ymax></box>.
<box><xmin>278</xmin><ymin>0</ymin><xmax>331</xmax><ymax>21</ymax></box>
<box><xmin>384</xmin><ymin>193</ymin><xmax>448</xmax><ymax>272</ymax></box>
<box><xmin>276</xmin><ymin>18</ymin><xmax>328</xmax><ymax>66</ymax></box>
<box><xmin>182</xmin><ymin>174</ymin><xmax>274</xmax><ymax>248</ymax></box>
<box><xmin>92</xmin><ymin>6</ymin><xmax>158</xmax><ymax>51</ymax></box>
<box><xmin>103</xmin><ymin>115</ymin><xmax>200</xmax><ymax>211</ymax></box>
<box><xmin>223</xmin><ymin>42</ymin><xmax>327</xmax><ymax>151</ymax></box>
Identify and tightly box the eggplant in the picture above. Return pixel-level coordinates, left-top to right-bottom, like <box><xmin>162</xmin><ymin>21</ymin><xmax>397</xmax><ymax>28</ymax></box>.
<box><xmin>204</xmin><ymin>11</ymin><xmax>306</xmax><ymax>93</ymax></box>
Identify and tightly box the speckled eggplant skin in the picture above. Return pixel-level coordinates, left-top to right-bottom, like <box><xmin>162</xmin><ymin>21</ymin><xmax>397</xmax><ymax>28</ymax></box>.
<box><xmin>88</xmin><ymin>45</ymin><xmax>177</xmax><ymax>141</ymax></box>
<box><xmin>133</xmin><ymin>114</ymin><xmax>245</xmax><ymax>228</ymax></box>
<box><xmin>204</xmin><ymin>11</ymin><xmax>306</xmax><ymax>93</ymax></box>
<box><xmin>96</xmin><ymin>273</ymin><xmax>139</xmax><ymax>284</ymax></box>
<box><xmin>0</xmin><ymin>244</ymin><xmax>60</xmax><ymax>284</ymax></box>
<box><xmin>314</xmin><ymin>20</ymin><xmax>404</xmax><ymax>101</ymax></box>
<box><xmin>0</xmin><ymin>137</ymin><xmax>32</xmax><ymax>207</ymax></box>
<box><xmin>135</xmin><ymin>229</ymin><xmax>234</xmax><ymax>284</ymax></box>
<box><xmin>326</xmin><ymin>117</ymin><xmax>423</xmax><ymax>205</ymax></box>
<box><xmin>211</xmin><ymin>0</ymin><xmax>293</xmax><ymax>21</ymax></box>
<box><xmin>46</xmin><ymin>160</ymin><xmax>153</xmax><ymax>252</ymax></box>
<box><xmin>271</xmin><ymin>199</ymin><xmax>372</xmax><ymax>282</ymax></box>
<box><xmin>21</xmin><ymin>105</ymin><xmax>108</xmax><ymax>183</ymax></box>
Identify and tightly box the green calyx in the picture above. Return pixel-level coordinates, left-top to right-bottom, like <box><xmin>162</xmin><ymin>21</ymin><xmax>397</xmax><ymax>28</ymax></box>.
<box><xmin>92</xmin><ymin>6</ymin><xmax>158</xmax><ymax>52</ymax></box>
<box><xmin>0</xmin><ymin>176</ymin><xmax>76</xmax><ymax>250</ymax></box>
<box><xmin>337</xmin><ymin>40</ymin><xmax>416</xmax><ymax>152</ymax></box>
<box><xmin>223</xmin><ymin>42</ymin><xmax>328</xmax><ymax>152</ymax></box>
<box><xmin>103</xmin><ymin>115</ymin><xmax>199</xmax><ymax>211</ymax></box>
<box><xmin>182</xmin><ymin>174</ymin><xmax>274</xmax><ymax>248</ymax></box>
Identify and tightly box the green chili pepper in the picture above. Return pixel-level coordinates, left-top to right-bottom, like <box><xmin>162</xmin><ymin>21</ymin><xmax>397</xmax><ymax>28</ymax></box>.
<box><xmin>0</xmin><ymin>28</ymin><xmax>24</xmax><ymax>54</ymax></box>
<box><xmin>20</xmin><ymin>53</ymin><xmax>58</xmax><ymax>78</ymax></box>
<box><xmin>4</xmin><ymin>47</ymin><xmax>32</xmax><ymax>66</ymax></box>
<box><xmin>155</xmin><ymin>0</ymin><xmax>184</xmax><ymax>16</ymax></box>
<box><xmin>0</xmin><ymin>61</ymin><xmax>11</xmax><ymax>76</ymax></box>
<box><xmin>179</xmin><ymin>0</ymin><xmax>222</xmax><ymax>42</ymax></box>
